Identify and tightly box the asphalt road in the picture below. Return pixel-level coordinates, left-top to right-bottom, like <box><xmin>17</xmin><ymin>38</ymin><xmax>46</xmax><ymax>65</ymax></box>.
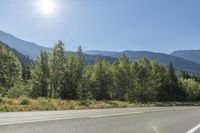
<box><xmin>0</xmin><ymin>107</ymin><xmax>200</xmax><ymax>133</ymax></box>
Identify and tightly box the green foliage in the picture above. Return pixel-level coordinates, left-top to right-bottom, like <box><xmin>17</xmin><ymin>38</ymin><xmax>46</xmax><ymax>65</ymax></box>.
<box><xmin>0</xmin><ymin>42</ymin><xmax>32</xmax><ymax>81</ymax></box>
<box><xmin>49</xmin><ymin>41</ymin><xmax>66</xmax><ymax>98</ymax></box>
<box><xmin>130</xmin><ymin>59</ymin><xmax>164</xmax><ymax>102</ymax></box>
<box><xmin>2</xmin><ymin>41</ymin><xmax>200</xmax><ymax>105</ymax></box>
<box><xmin>28</xmin><ymin>42</ymin><xmax>200</xmax><ymax>102</ymax></box>
<box><xmin>90</xmin><ymin>59</ymin><xmax>112</xmax><ymax>100</ymax></box>
<box><xmin>0</xmin><ymin>44</ymin><xmax>22</xmax><ymax>96</ymax></box>
<box><xmin>7</xmin><ymin>83</ymin><xmax>31</xmax><ymax>98</ymax></box>
<box><xmin>112</xmin><ymin>54</ymin><xmax>130</xmax><ymax>101</ymax></box>
<box><xmin>158</xmin><ymin>63</ymin><xmax>186</xmax><ymax>101</ymax></box>
<box><xmin>179</xmin><ymin>78</ymin><xmax>200</xmax><ymax>101</ymax></box>
<box><xmin>30</xmin><ymin>51</ymin><xmax>50</xmax><ymax>98</ymax></box>
<box><xmin>20</xmin><ymin>97</ymin><xmax>30</xmax><ymax>105</ymax></box>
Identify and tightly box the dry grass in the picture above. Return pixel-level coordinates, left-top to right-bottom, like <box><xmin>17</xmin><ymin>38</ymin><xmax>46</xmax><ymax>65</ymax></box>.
<box><xmin>0</xmin><ymin>97</ymin><xmax>200</xmax><ymax>112</ymax></box>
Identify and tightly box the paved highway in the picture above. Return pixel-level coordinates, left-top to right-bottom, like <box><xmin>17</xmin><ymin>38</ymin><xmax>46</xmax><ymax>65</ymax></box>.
<box><xmin>0</xmin><ymin>107</ymin><xmax>200</xmax><ymax>133</ymax></box>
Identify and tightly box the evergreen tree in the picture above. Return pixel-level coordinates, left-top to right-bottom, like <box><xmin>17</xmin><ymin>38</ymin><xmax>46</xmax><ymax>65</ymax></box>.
<box><xmin>132</xmin><ymin>58</ymin><xmax>152</xmax><ymax>102</ymax></box>
<box><xmin>60</xmin><ymin>54</ymin><xmax>78</xmax><ymax>99</ymax></box>
<box><xmin>0</xmin><ymin>44</ymin><xmax>22</xmax><ymax>96</ymax></box>
<box><xmin>30</xmin><ymin>51</ymin><xmax>49</xmax><ymax>98</ymax></box>
<box><xmin>89</xmin><ymin>59</ymin><xmax>112</xmax><ymax>100</ymax></box>
<box><xmin>158</xmin><ymin>63</ymin><xmax>186</xmax><ymax>101</ymax></box>
<box><xmin>49</xmin><ymin>41</ymin><xmax>66</xmax><ymax>98</ymax></box>
<box><xmin>60</xmin><ymin>47</ymin><xmax>86</xmax><ymax>99</ymax></box>
<box><xmin>77</xmin><ymin>67</ymin><xmax>93</xmax><ymax>101</ymax></box>
<box><xmin>112</xmin><ymin>54</ymin><xmax>130</xmax><ymax>101</ymax></box>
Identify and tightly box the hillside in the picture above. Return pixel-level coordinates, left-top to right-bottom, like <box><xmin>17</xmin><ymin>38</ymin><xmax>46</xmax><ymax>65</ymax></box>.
<box><xmin>0</xmin><ymin>30</ymin><xmax>51</xmax><ymax>59</ymax></box>
<box><xmin>1</xmin><ymin>30</ymin><xmax>200</xmax><ymax>74</ymax></box>
<box><xmin>171</xmin><ymin>50</ymin><xmax>200</xmax><ymax>64</ymax></box>
<box><xmin>86</xmin><ymin>50</ymin><xmax>200</xmax><ymax>74</ymax></box>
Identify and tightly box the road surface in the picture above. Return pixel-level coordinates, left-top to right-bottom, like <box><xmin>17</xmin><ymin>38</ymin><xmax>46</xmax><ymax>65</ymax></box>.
<box><xmin>0</xmin><ymin>106</ymin><xmax>200</xmax><ymax>133</ymax></box>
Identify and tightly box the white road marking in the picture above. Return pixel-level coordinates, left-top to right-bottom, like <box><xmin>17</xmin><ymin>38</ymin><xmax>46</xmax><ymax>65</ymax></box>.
<box><xmin>186</xmin><ymin>124</ymin><xmax>200</xmax><ymax>133</ymax></box>
<box><xmin>0</xmin><ymin>110</ymin><xmax>159</xmax><ymax>126</ymax></box>
<box><xmin>90</xmin><ymin>108</ymin><xmax>190</xmax><ymax>118</ymax></box>
<box><xmin>0</xmin><ymin>116</ymin><xmax>89</xmax><ymax>126</ymax></box>
<box><xmin>89</xmin><ymin>111</ymin><xmax>147</xmax><ymax>118</ymax></box>
<box><xmin>0</xmin><ymin>107</ymin><xmax>192</xmax><ymax>126</ymax></box>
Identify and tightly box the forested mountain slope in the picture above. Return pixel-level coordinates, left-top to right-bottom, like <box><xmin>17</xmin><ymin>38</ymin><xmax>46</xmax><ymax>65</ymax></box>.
<box><xmin>86</xmin><ymin>50</ymin><xmax>200</xmax><ymax>74</ymax></box>
<box><xmin>171</xmin><ymin>50</ymin><xmax>200</xmax><ymax>64</ymax></box>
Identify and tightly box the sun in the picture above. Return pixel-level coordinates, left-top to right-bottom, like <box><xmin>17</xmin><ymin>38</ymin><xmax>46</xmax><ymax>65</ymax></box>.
<box><xmin>37</xmin><ymin>0</ymin><xmax>57</xmax><ymax>15</ymax></box>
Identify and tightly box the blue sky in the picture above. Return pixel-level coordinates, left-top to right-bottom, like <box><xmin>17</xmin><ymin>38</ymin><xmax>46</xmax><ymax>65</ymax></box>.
<box><xmin>0</xmin><ymin>0</ymin><xmax>200</xmax><ymax>53</ymax></box>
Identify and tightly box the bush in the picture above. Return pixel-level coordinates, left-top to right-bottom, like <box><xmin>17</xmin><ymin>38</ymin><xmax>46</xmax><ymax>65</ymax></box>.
<box><xmin>0</xmin><ymin>97</ymin><xmax>3</xmax><ymax>104</ymax></box>
<box><xmin>7</xmin><ymin>83</ymin><xmax>31</xmax><ymax>98</ymax></box>
<box><xmin>0</xmin><ymin>105</ymin><xmax>16</xmax><ymax>112</ymax></box>
<box><xmin>20</xmin><ymin>97</ymin><xmax>30</xmax><ymax>105</ymax></box>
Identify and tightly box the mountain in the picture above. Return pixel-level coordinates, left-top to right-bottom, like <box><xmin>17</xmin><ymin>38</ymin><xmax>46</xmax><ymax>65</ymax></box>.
<box><xmin>85</xmin><ymin>50</ymin><xmax>119</xmax><ymax>57</ymax></box>
<box><xmin>0</xmin><ymin>30</ymin><xmax>116</xmax><ymax>64</ymax></box>
<box><xmin>171</xmin><ymin>50</ymin><xmax>200</xmax><ymax>64</ymax></box>
<box><xmin>84</xmin><ymin>54</ymin><xmax>116</xmax><ymax>64</ymax></box>
<box><xmin>1</xmin><ymin>30</ymin><xmax>200</xmax><ymax>74</ymax></box>
<box><xmin>85</xmin><ymin>50</ymin><xmax>200</xmax><ymax>74</ymax></box>
<box><xmin>0</xmin><ymin>30</ymin><xmax>51</xmax><ymax>59</ymax></box>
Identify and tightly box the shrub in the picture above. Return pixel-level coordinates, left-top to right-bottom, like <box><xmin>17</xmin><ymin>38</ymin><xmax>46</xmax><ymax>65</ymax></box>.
<box><xmin>0</xmin><ymin>97</ymin><xmax>3</xmax><ymax>104</ymax></box>
<box><xmin>20</xmin><ymin>97</ymin><xmax>30</xmax><ymax>105</ymax></box>
<box><xmin>0</xmin><ymin>105</ymin><xmax>16</xmax><ymax>112</ymax></box>
<box><xmin>6</xmin><ymin>83</ymin><xmax>31</xmax><ymax>98</ymax></box>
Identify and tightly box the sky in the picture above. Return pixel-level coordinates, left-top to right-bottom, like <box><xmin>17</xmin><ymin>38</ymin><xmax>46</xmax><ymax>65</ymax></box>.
<box><xmin>0</xmin><ymin>0</ymin><xmax>200</xmax><ymax>53</ymax></box>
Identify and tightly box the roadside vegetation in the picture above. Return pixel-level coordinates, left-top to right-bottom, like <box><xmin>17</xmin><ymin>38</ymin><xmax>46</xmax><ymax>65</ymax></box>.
<box><xmin>1</xmin><ymin>97</ymin><xmax>200</xmax><ymax>112</ymax></box>
<box><xmin>1</xmin><ymin>41</ymin><xmax>200</xmax><ymax>111</ymax></box>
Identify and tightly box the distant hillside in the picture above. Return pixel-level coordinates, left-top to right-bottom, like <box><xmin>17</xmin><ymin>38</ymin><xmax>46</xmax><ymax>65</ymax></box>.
<box><xmin>84</xmin><ymin>54</ymin><xmax>116</xmax><ymax>64</ymax></box>
<box><xmin>85</xmin><ymin>50</ymin><xmax>119</xmax><ymax>57</ymax></box>
<box><xmin>171</xmin><ymin>50</ymin><xmax>200</xmax><ymax>64</ymax></box>
<box><xmin>67</xmin><ymin>51</ymin><xmax>117</xmax><ymax>64</ymax></box>
<box><xmin>0</xmin><ymin>30</ymin><xmax>51</xmax><ymax>59</ymax></box>
<box><xmin>86</xmin><ymin>50</ymin><xmax>200</xmax><ymax>74</ymax></box>
<box><xmin>1</xmin><ymin>30</ymin><xmax>200</xmax><ymax>74</ymax></box>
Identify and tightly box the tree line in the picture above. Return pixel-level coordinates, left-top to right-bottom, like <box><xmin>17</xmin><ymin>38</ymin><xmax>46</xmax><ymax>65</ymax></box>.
<box><xmin>1</xmin><ymin>41</ymin><xmax>200</xmax><ymax>102</ymax></box>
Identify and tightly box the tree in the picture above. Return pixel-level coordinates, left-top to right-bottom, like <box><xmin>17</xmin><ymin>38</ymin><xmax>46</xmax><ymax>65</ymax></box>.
<box><xmin>179</xmin><ymin>71</ymin><xmax>191</xmax><ymax>79</ymax></box>
<box><xmin>49</xmin><ymin>41</ymin><xmax>66</xmax><ymax>98</ymax></box>
<box><xmin>30</xmin><ymin>51</ymin><xmax>49</xmax><ymax>98</ymax></box>
<box><xmin>130</xmin><ymin>59</ymin><xmax>156</xmax><ymax>102</ymax></box>
<box><xmin>0</xmin><ymin>44</ymin><xmax>22</xmax><ymax>96</ymax></box>
<box><xmin>89</xmin><ymin>59</ymin><xmax>112</xmax><ymax>100</ymax></box>
<box><xmin>60</xmin><ymin>47</ymin><xmax>86</xmax><ymax>100</ymax></box>
<box><xmin>60</xmin><ymin>54</ymin><xmax>78</xmax><ymax>99</ymax></box>
<box><xmin>179</xmin><ymin>78</ymin><xmax>200</xmax><ymax>101</ymax></box>
<box><xmin>76</xmin><ymin>46</ymin><xmax>85</xmax><ymax>78</ymax></box>
<box><xmin>158</xmin><ymin>63</ymin><xmax>186</xmax><ymax>101</ymax></box>
<box><xmin>112</xmin><ymin>54</ymin><xmax>131</xmax><ymax>101</ymax></box>
<box><xmin>77</xmin><ymin>67</ymin><xmax>93</xmax><ymax>101</ymax></box>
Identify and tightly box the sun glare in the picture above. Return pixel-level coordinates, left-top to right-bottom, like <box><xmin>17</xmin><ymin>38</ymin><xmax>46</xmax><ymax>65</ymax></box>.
<box><xmin>38</xmin><ymin>0</ymin><xmax>57</xmax><ymax>15</ymax></box>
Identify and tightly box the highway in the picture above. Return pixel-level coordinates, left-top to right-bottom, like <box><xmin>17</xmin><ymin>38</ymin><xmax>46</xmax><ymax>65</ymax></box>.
<box><xmin>0</xmin><ymin>107</ymin><xmax>200</xmax><ymax>133</ymax></box>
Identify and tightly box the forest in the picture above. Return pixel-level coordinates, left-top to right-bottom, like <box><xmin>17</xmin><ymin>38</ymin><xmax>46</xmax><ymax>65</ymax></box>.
<box><xmin>1</xmin><ymin>41</ymin><xmax>200</xmax><ymax>104</ymax></box>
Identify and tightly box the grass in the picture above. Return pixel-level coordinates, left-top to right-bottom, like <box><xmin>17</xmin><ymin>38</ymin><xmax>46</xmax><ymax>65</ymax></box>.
<box><xmin>0</xmin><ymin>97</ymin><xmax>200</xmax><ymax>112</ymax></box>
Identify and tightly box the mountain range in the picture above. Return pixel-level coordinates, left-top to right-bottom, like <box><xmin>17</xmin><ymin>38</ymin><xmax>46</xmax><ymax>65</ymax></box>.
<box><xmin>0</xmin><ymin>30</ymin><xmax>200</xmax><ymax>74</ymax></box>
<box><xmin>0</xmin><ymin>30</ymin><xmax>51</xmax><ymax>59</ymax></box>
<box><xmin>171</xmin><ymin>50</ymin><xmax>200</xmax><ymax>64</ymax></box>
<box><xmin>85</xmin><ymin>50</ymin><xmax>200</xmax><ymax>74</ymax></box>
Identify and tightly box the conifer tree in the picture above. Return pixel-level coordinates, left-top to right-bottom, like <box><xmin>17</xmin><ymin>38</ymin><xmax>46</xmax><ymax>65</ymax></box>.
<box><xmin>49</xmin><ymin>41</ymin><xmax>66</xmax><ymax>98</ymax></box>
<box><xmin>30</xmin><ymin>51</ymin><xmax>49</xmax><ymax>98</ymax></box>
<box><xmin>0</xmin><ymin>44</ymin><xmax>22</xmax><ymax>96</ymax></box>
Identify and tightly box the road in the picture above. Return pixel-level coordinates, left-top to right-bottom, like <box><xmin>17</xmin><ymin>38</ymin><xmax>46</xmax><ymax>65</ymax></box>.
<box><xmin>0</xmin><ymin>107</ymin><xmax>200</xmax><ymax>133</ymax></box>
